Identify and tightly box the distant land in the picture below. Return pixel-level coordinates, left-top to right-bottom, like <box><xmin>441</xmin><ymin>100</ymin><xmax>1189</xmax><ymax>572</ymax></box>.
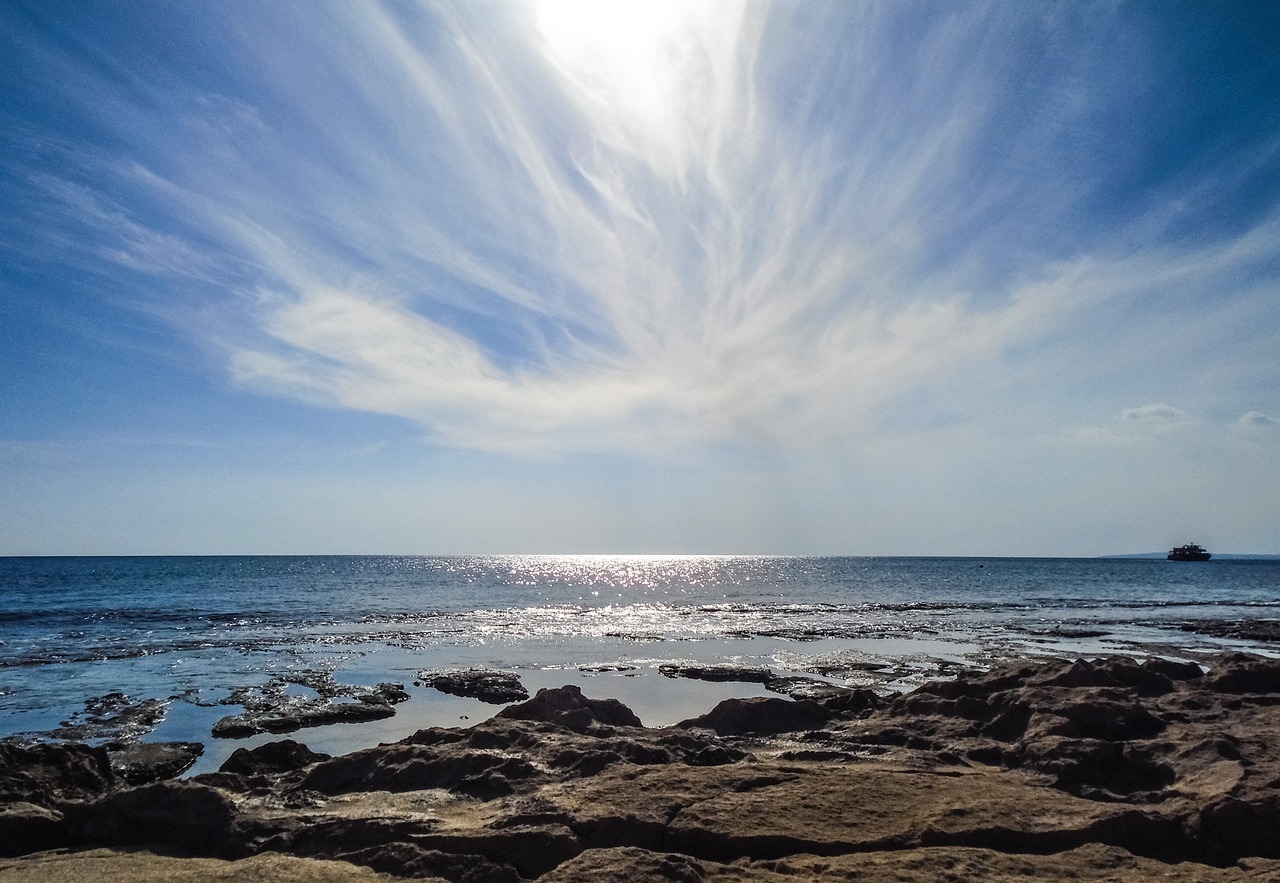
<box><xmin>1100</xmin><ymin>553</ymin><xmax>1280</xmax><ymax>560</ymax></box>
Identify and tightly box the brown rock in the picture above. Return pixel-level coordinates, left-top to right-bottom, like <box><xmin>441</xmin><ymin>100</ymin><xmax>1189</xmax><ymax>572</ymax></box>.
<box><xmin>0</xmin><ymin>802</ymin><xmax>66</xmax><ymax>856</ymax></box>
<box><xmin>298</xmin><ymin>743</ymin><xmax>541</xmax><ymax>799</ymax></box>
<box><xmin>496</xmin><ymin>685</ymin><xmax>643</xmax><ymax>731</ymax></box>
<box><xmin>0</xmin><ymin>741</ymin><xmax>115</xmax><ymax>807</ymax></box>
<box><xmin>107</xmin><ymin>740</ymin><xmax>204</xmax><ymax>784</ymax></box>
<box><xmin>417</xmin><ymin>669</ymin><xmax>528</xmax><ymax>704</ymax></box>
<box><xmin>0</xmin><ymin>848</ymin><xmax>406</xmax><ymax>882</ymax></box>
<box><xmin>659</xmin><ymin>664</ymin><xmax>774</xmax><ymax>684</ymax></box>
<box><xmin>219</xmin><ymin>739</ymin><xmax>330</xmax><ymax>776</ymax></box>
<box><xmin>212</xmin><ymin>699</ymin><xmax>396</xmax><ymax>739</ymax></box>
<box><xmin>66</xmin><ymin>779</ymin><xmax>246</xmax><ymax>858</ymax></box>
<box><xmin>1204</xmin><ymin>653</ymin><xmax>1280</xmax><ymax>694</ymax></box>
<box><xmin>540</xmin><ymin>846</ymin><xmax>706</xmax><ymax>882</ymax></box>
<box><xmin>675</xmin><ymin>696</ymin><xmax>832</xmax><ymax>736</ymax></box>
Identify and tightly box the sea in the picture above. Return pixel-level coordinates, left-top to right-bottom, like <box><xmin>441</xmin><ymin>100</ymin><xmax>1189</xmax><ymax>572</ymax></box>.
<box><xmin>1</xmin><ymin>555</ymin><xmax>1277</xmax><ymax>775</ymax></box>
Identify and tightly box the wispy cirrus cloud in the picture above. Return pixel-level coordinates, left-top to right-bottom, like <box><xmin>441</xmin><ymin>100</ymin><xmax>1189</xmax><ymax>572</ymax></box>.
<box><xmin>5</xmin><ymin>0</ymin><xmax>1279</xmax><ymax>461</ymax></box>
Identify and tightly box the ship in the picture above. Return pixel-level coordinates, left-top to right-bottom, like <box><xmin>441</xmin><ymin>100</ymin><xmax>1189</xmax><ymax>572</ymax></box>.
<box><xmin>1168</xmin><ymin>543</ymin><xmax>1211</xmax><ymax>562</ymax></box>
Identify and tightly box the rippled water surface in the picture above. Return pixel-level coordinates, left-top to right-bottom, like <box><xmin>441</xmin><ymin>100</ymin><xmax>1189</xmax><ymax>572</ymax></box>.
<box><xmin>2</xmin><ymin>555</ymin><xmax>1277</xmax><ymax>767</ymax></box>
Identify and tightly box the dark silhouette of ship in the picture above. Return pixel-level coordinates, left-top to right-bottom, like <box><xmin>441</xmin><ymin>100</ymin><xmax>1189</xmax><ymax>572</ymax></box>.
<box><xmin>1168</xmin><ymin>543</ymin><xmax>1211</xmax><ymax>562</ymax></box>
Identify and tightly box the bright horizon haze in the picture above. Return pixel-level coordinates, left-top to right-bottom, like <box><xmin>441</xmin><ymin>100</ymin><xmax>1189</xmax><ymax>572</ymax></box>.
<box><xmin>2</xmin><ymin>1</ymin><xmax>1278</xmax><ymax>556</ymax></box>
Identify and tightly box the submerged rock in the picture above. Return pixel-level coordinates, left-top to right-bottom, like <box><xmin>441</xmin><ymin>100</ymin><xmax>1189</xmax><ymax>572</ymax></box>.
<box><xmin>211</xmin><ymin>677</ymin><xmax>408</xmax><ymax>739</ymax></box>
<box><xmin>658</xmin><ymin>663</ymin><xmax>774</xmax><ymax>683</ymax></box>
<box><xmin>47</xmin><ymin>693</ymin><xmax>170</xmax><ymax>742</ymax></box>
<box><xmin>213</xmin><ymin>699</ymin><xmax>396</xmax><ymax>739</ymax></box>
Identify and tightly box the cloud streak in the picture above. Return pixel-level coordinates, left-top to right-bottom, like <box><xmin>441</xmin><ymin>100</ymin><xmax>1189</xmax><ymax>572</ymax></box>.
<box><xmin>5</xmin><ymin>0</ymin><xmax>1279</xmax><ymax>462</ymax></box>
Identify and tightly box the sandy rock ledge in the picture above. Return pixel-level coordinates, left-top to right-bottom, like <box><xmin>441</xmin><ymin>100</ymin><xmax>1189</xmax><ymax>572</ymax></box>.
<box><xmin>5</xmin><ymin>653</ymin><xmax>1280</xmax><ymax>881</ymax></box>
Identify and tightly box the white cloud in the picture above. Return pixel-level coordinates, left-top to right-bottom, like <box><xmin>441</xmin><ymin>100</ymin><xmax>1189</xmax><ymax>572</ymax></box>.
<box><xmin>1119</xmin><ymin>403</ymin><xmax>1191</xmax><ymax>426</ymax></box>
<box><xmin>1238</xmin><ymin>411</ymin><xmax>1279</xmax><ymax>428</ymax></box>
<box><xmin>12</xmin><ymin>2</ymin><xmax>1280</xmax><ymax>465</ymax></box>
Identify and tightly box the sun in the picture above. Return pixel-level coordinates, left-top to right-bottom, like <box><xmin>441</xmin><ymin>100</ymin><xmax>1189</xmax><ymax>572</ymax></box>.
<box><xmin>534</xmin><ymin>0</ymin><xmax>704</xmax><ymax>142</ymax></box>
<box><xmin>536</xmin><ymin>0</ymin><xmax>691</xmax><ymax>61</ymax></box>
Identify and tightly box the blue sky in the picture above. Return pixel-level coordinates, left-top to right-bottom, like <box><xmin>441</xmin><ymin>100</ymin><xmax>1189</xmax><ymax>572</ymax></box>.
<box><xmin>2</xmin><ymin>0</ymin><xmax>1278</xmax><ymax>555</ymax></box>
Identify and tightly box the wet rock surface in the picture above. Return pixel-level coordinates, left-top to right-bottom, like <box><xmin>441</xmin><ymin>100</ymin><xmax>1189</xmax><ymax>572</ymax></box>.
<box><xmin>658</xmin><ymin>663</ymin><xmax>774</xmax><ymax>683</ymax></box>
<box><xmin>416</xmin><ymin>668</ymin><xmax>529</xmax><ymax>704</ymax></box>
<box><xmin>105</xmin><ymin>740</ymin><xmax>204</xmax><ymax>784</ymax></box>
<box><xmin>212</xmin><ymin>673</ymin><xmax>410</xmax><ymax>739</ymax></box>
<box><xmin>43</xmin><ymin>693</ymin><xmax>170</xmax><ymax>742</ymax></box>
<box><xmin>218</xmin><ymin>738</ymin><xmax>332</xmax><ymax>777</ymax></box>
<box><xmin>7</xmin><ymin>653</ymin><xmax>1280</xmax><ymax>880</ymax></box>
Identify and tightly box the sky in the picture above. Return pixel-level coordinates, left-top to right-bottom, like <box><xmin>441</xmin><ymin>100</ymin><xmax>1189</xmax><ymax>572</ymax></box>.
<box><xmin>1</xmin><ymin>0</ymin><xmax>1278</xmax><ymax>556</ymax></box>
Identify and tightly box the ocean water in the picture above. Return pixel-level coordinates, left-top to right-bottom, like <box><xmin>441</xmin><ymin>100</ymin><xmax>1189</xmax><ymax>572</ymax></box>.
<box><xmin>1</xmin><ymin>555</ymin><xmax>1277</xmax><ymax>773</ymax></box>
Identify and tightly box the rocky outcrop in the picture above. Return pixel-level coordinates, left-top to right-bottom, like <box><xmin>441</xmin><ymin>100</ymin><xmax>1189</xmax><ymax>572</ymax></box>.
<box><xmin>417</xmin><ymin>669</ymin><xmax>528</xmax><ymax>704</ymax></box>
<box><xmin>6</xmin><ymin>653</ymin><xmax>1280</xmax><ymax>881</ymax></box>
<box><xmin>212</xmin><ymin>677</ymin><xmax>409</xmax><ymax>738</ymax></box>
<box><xmin>675</xmin><ymin>696</ymin><xmax>832</xmax><ymax>736</ymax></box>
<box><xmin>0</xmin><ymin>801</ymin><xmax>66</xmax><ymax>856</ymax></box>
<box><xmin>496</xmin><ymin>685</ymin><xmax>642</xmax><ymax>730</ymax></box>
<box><xmin>213</xmin><ymin>699</ymin><xmax>397</xmax><ymax>739</ymax></box>
<box><xmin>658</xmin><ymin>663</ymin><xmax>773</xmax><ymax>683</ymax></box>
<box><xmin>45</xmin><ymin>693</ymin><xmax>170</xmax><ymax>742</ymax></box>
<box><xmin>0</xmin><ymin>741</ymin><xmax>114</xmax><ymax>806</ymax></box>
<box><xmin>62</xmin><ymin>779</ymin><xmax>247</xmax><ymax>858</ymax></box>
<box><xmin>219</xmin><ymin>738</ymin><xmax>331</xmax><ymax>776</ymax></box>
<box><xmin>106</xmin><ymin>740</ymin><xmax>204</xmax><ymax>784</ymax></box>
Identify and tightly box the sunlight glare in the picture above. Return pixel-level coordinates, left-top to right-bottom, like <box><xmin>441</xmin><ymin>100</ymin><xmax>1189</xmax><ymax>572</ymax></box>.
<box><xmin>537</xmin><ymin>0</ymin><xmax>690</xmax><ymax>61</ymax></box>
<box><xmin>535</xmin><ymin>0</ymin><xmax>703</xmax><ymax>145</ymax></box>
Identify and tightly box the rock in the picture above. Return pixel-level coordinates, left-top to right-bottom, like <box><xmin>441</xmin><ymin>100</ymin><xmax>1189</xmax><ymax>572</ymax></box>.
<box><xmin>219</xmin><ymin>739</ymin><xmax>331</xmax><ymax>775</ymax></box>
<box><xmin>417</xmin><ymin>669</ymin><xmax>529</xmax><ymax>704</ymax></box>
<box><xmin>46</xmin><ymin>693</ymin><xmax>169</xmax><ymax>742</ymax></box>
<box><xmin>1030</xmin><ymin>657</ymin><xmax>1177</xmax><ymax>697</ymax></box>
<box><xmin>66</xmin><ymin>779</ymin><xmax>246</xmax><ymax>858</ymax></box>
<box><xmin>0</xmin><ymin>741</ymin><xmax>115</xmax><ymax>806</ymax></box>
<box><xmin>213</xmin><ymin>698</ymin><xmax>396</xmax><ymax>739</ymax></box>
<box><xmin>675</xmin><ymin>696</ymin><xmax>832</xmax><ymax>736</ymax></box>
<box><xmin>816</xmin><ymin>687</ymin><xmax>882</xmax><ymax>715</ymax></box>
<box><xmin>411</xmin><ymin>824</ymin><xmax>580</xmax><ymax>879</ymax></box>
<box><xmin>298</xmin><ymin>743</ymin><xmax>541</xmax><ymax>799</ymax></box>
<box><xmin>1027</xmin><ymin>689</ymin><xmax>1167</xmax><ymax>741</ymax></box>
<box><xmin>11</xmin><ymin>653</ymin><xmax>1280</xmax><ymax>879</ymax></box>
<box><xmin>763</xmin><ymin>675</ymin><xmax>854</xmax><ymax>701</ymax></box>
<box><xmin>211</xmin><ymin>675</ymin><xmax>409</xmax><ymax>739</ymax></box>
<box><xmin>1204</xmin><ymin>653</ymin><xmax>1280</xmax><ymax>694</ymax></box>
<box><xmin>0</xmin><ymin>801</ymin><xmax>66</xmax><ymax>857</ymax></box>
<box><xmin>336</xmin><ymin>843</ymin><xmax>519</xmax><ymax>883</ymax></box>
<box><xmin>1199</xmin><ymin>793</ymin><xmax>1280</xmax><ymax>863</ymax></box>
<box><xmin>658</xmin><ymin>663</ymin><xmax>774</xmax><ymax>683</ymax></box>
<box><xmin>539</xmin><ymin>846</ymin><xmax>707</xmax><ymax>882</ymax></box>
<box><xmin>496</xmin><ymin>685</ymin><xmax>643</xmax><ymax>731</ymax></box>
<box><xmin>1011</xmin><ymin>737</ymin><xmax>1177</xmax><ymax>801</ymax></box>
<box><xmin>1142</xmin><ymin>657</ymin><xmax>1204</xmax><ymax>681</ymax></box>
<box><xmin>362</xmin><ymin>682</ymin><xmax>411</xmax><ymax>704</ymax></box>
<box><xmin>107</xmin><ymin>740</ymin><xmax>204</xmax><ymax>784</ymax></box>
<box><xmin>0</xmin><ymin>849</ymin><xmax>404</xmax><ymax>881</ymax></box>
<box><xmin>1179</xmin><ymin>619</ymin><xmax>1280</xmax><ymax>643</ymax></box>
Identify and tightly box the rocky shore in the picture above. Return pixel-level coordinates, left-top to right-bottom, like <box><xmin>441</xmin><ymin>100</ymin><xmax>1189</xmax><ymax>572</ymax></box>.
<box><xmin>4</xmin><ymin>653</ymin><xmax>1280</xmax><ymax>881</ymax></box>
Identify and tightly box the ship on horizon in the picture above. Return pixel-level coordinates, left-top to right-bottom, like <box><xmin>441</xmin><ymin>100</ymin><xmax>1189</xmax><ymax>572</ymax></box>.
<box><xmin>1168</xmin><ymin>543</ymin><xmax>1212</xmax><ymax>562</ymax></box>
